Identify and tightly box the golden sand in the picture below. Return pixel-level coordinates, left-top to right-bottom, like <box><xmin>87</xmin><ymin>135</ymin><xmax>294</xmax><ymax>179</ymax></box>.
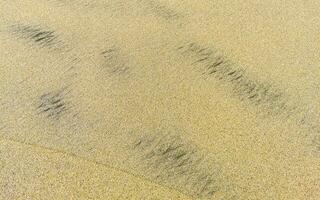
<box><xmin>0</xmin><ymin>0</ymin><xmax>319</xmax><ymax>199</ymax></box>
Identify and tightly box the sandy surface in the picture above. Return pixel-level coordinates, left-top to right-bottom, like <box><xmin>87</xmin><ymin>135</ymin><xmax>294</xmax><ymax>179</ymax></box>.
<box><xmin>0</xmin><ymin>0</ymin><xmax>319</xmax><ymax>199</ymax></box>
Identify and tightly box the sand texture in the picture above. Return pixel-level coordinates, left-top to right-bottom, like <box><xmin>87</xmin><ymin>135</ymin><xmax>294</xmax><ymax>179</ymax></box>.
<box><xmin>0</xmin><ymin>0</ymin><xmax>320</xmax><ymax>199</ymax></box>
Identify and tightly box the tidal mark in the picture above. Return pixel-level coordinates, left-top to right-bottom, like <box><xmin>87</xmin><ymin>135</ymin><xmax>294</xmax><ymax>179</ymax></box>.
<box><xmin>131</xmin><ymin>131</ymin><xmax>222</xmax><ymax>198</ymax></box>
<box><xmin>36</xmin><ymin>87</ymin><xmax>71</xmax><ymax>120</ymax></box>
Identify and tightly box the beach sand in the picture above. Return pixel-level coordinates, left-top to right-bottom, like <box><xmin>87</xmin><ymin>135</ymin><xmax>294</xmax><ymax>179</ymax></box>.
<box><xmin>0</xmin><ymin>0</ymin><xmax>319</xmax><ymax>199</ymax></box>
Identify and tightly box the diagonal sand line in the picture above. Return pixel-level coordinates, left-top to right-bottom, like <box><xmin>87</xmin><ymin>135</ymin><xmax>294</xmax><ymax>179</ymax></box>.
<box><xmin>0</xmin><ymin>136</ymin><xmax>194</xmax><ymax>199</ymax></box>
